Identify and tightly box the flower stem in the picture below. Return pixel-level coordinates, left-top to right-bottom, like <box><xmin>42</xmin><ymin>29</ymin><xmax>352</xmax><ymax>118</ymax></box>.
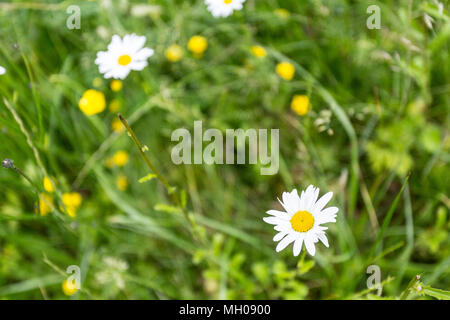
<box><xmin>117</xmin><ymin>113</ymin><xmax>198</xmax><ymax>238</ymax></box>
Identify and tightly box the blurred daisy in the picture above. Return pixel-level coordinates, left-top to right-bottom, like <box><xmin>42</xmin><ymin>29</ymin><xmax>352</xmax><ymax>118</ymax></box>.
<box><xmin>263</xmin><ymin>185</ymin><xmax>338</xmax><ymax>256</ymax></box>
<box><xmin>205</xmin><ymin>0</ymin><xmax>246</xmax><ymax>18</ymax></box>
<box><xmin>0</xmin><ymin>66</ymin><xmax>6</xmax><ymax>75</ymax></box>
<box><xmin>95</xmin><ymin>34</ymin><xmax>154</xmax><ymax>80</ymax></box>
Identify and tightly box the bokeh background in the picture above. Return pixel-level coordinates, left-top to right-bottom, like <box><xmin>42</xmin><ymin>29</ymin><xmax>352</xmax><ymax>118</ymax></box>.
<box><xmin>0</xmin><ymin>0</ymin><xmax>449</xmax><ymax>299</ymax></box>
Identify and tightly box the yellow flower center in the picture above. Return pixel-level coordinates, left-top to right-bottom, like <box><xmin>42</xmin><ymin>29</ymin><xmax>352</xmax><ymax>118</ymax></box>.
<box><xmin>118</xmin><ymin>54</ymin><xmax>132</xmax><ymax>66</ymax></box>
<box><xmin>290</xmin><ymin>210</ymin><xmax>314</xmax><ymax>232</ymax></box>
<box><xmin>224</xmin><ymin>0</ymin><xmax>232</xmax><ymax>4</ymax></box>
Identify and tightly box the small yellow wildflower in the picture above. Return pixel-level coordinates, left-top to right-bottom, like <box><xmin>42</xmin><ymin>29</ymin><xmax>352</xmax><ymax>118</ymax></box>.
<box><xmin>111</xmin><ymin>118</ymin><xmax>124</xmax><ymax>133</ymax></box>
<box><xmin>291</xmin><ymin>95</ymin><xmax>311</xmax><ymax>116</ymax></box>
<box><xmin>62</xmin><ymin>192</ymin><xmax>82</xmax><ymax>218</ymax></box>
<box><xmin>276</xmin><ymin>62</ymin><xmax>295</xmax><ymax>81</ymax></box>
<box><xmin>105</xmin><ymin>157</ymin><xmax>115</xmax><ymax>168</ymax></box>
<box><xmin>92</xmin><ymin>77</ymin><xmax>103</xmax><ymax>88</ymax></box>
<box><xmin>116</xmin><ymin>175</ymin><xmax>129</xmax><ymax>191</ymax></box>
<box><xmin>62</xmin><ymin>280</ymin><xmax>78</xmax><ymax>296</ymax></box>
<box><xmin>38</xmin><ymin>194</ymin><xmax>53</xmax><ymax>216</ymax></box>
<box><xmin>274</xmin><ymin>8</ymin><xmax>290</xmax><ymax>19</ymax></box>
<box><xmin>110</xmin><ymin>80</ymin><xmax>123</xmax><ymax>92</ymax></box>
<box><xmin>43</xmin><ymin>176</ymin><xmax>55</xmax><ymax>193</ymax></box>
<box><xmin>112</xmin><ymin>151</ymin><xmax>129</xmax><ymax>167</ymax></box>
<box><xmin>187</xmin><ymin>35</ymin><xmax>208</xmax><ymax>58</ymax></box>
<box><xmin>109</xmin><ymin>99</ymin><xmax>121</xmax><ymax>113</ymax></box>
<box><xmin>165</xmin><ymin>44</ymin><xmax>184</xmax><ymax>62</ymax></box>
<box><xmin>78</xmin><ymin>89</ymin><xmax>106</xmax><ymax>116</ymax></box>
<box><xmin>250</xmin><ymin>45</ymin><xmax>267</xmax><ymax>58</ymax></box>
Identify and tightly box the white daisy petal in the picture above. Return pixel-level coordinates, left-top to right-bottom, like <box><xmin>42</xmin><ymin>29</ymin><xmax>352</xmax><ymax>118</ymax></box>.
<box><xmin>273</xmin><ymin>232</ymin><xmax>287</xmax><ymax>242</ymax></box>
<box><xmin>266</xmin><ymin>210</ymin><xmax>290</xmax><ymax>220</ymax></box>
<box><xmin>313</xmin><ymin>191</ymin><xmax>333</xmax><ymax>214</ymax></box>
<box><xmin>293</xmin><ymin>235</ymin><xmax>304</xmax><ymax>256</ymax></box>
<box><xmin>134</xmin><ymin>48</ymin><xmax>154</xmax><ymax>61</ymax></box>
<box><xmin>0</xmin><ymin>66</ymin><xmax>6</xmax><ymax>75</ymax></box>
<box><xmin>276</xmin><ymin>233</ymin><xmax>297</xmax><ymax>252</ymax></box>
<box><xmin>263</xmin><ymin>217</ymin><xmax>283</xmax><ymax>225</ymax></box>
<box><xmin>304</xmin><ymin>236</ymin><xmax>316</xmax><ymax>256</ymax></box>
<box><xmin>317</xmin><ymin>232</ymin><xmax>329</xmax><ymax>248</ymax></box>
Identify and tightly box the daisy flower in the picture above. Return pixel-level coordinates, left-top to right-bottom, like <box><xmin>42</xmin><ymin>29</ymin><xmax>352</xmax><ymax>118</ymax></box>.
<box><xmin>263</xmin><ymin>185</ymin><xmax>338</xmax><ymax>256</ymax></box>
<box><xmin>204</xmin><ymin>0</ymin><xmax>246</xmax><ymax>18</ymax></box>
<box><xmin>0</xmin><ymin>66</ymin><xmax>6</xmax><ymax>75</ymax></box>
<box><xmin>95</xmin><ymin>34</ymin><xmax>154</xmax><ymax>80</ymax></box>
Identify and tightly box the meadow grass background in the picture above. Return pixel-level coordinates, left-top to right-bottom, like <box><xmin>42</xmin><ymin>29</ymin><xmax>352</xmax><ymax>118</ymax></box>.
<box><xmin>0</xmin><ymin>0</ymin><xmax>449</xmax><ymax>299</ymax></box>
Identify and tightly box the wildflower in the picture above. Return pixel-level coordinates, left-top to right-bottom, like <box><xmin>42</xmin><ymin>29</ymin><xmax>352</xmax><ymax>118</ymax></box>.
<box><xmin>62</xmin><ymin>192</ymin><xmax>82</xmax><ymax>218</ymax></box>
<box><xmin>276</xmin><ymin>62</ymin><xmax>295</xmax><ymax>81</ymax></box>
<box><xmin>38</xmin><ymin>194</ymin><xmax>54</xmax><ymax>216</ymax></box>
<box><xmin>62</xmin><ymin>280</ymin><xmax>78</xmax><ymax>296</ymax></box>
<box><xmin>204</xmin><ymin>0</ymin><xmax>246</xmax><ymax>18</ymax></box>
<box><xmin>116</xmin><ymin>175</ymin><xmax>128</xmax><ymax>191</ymax></box>
<box><xmin>92</xmin><ymin>77</ymin><xmax>103</xmax><ymax>88</ymax></box>
<box><xmin>250</xmin><ymin>45</ymin><xmax>267</xmax><ymax>58</ymax></box>
<box><xmin>95</xmin><ymin>34</ymin><xmax>154</xmax><ymax>79</ymax></box>
<box><xmin>187</xmin><ymin>36</ymin><xmax>208</xmax><ymax>58</ymax></box>
<box><xmin>111</xmin><ymin>118</ymin><xmax>124</xmax><ymax>133</ymax></box>
<box><xmin>0</xmin><ymin>66</ymin><xmax>6</xmax><ymax>75</ymax></box>
<box><xmin>110</xmin><ymin>80</ymin><xmax>123</xmax><ymax>92</ymax></box>
<box><xmin>274</xmin><ymin>8</ymin><xmax>290</xmax><ymax>19</ymax></box>
<box><xmin>109</xmin><ymin>99</ymin><xmax>121</xmax><ymax>113</ymax></box>
<box><xmin>165</xmin><ymin>44</ymin><xmax>184</xmax><ymax>62</ymax></box>
<box><xmin>43</xmin><ymin>176</ymin><xmax>55</xmax><ymax>193</ymax></box>
<box><xmin>263</xmin><ymin>185</ymin><xmax>338</xmax><ymax>256</ymax></box>
<box><xmin>2</xmin><ymin>158</ymin><xmax>14</xmax><ymax>169</ymax></box>
<box><xmin>291</xmin><ymin>95</ymin><xmax>310</xmax><ymax>116</ymax></box>
<box><xmin>78</xmin><ymin>89</ymin><xmax>106</xmax><ymax>116</ymax></box>
<box><xmin>112</xmin><ymin>151</ymin><xmax>129</xmax><ymax>167</ymax></box>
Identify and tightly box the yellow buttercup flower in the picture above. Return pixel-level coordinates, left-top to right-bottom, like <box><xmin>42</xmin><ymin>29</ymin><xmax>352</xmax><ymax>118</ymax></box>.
<box><xmin>291</xmin><ymin>95</ymin><xmax>310</xmax><ymax>116</ymax></box>
<box><xmin>276</xmin><ymin>62</ymin><xmax>295</xmax><ymax>81</ymax></box>
<box><xmin>111</xmin><ymin>118</ymin><xmax>124</xmax><ymax>133</ymax></box>
<box><xmin>110</xmin><ymin>80</ymin><xmax>123</xmax><ymax>92</ymax></box>
<box><xmin>250</xmin><ymin>45</ymin><xmax>267</xmax><ymax>58</ymax></box>
<box><xmin>165</xmin><ymin>44</ymin><xmax>184</xmax><ymax>62</ymax></box>
<box><xmin>43</xmin><ymin>176</ymin><xmax>55</xmax><ymax>193</ymax></box>
<box><xmin>116</xmin><ymin>175</ymin><xmax>129</xmax><ymax>191</ymax></box>
<box><xmin>92</xmin><ymin>77</ymin><xmax>103</xmax><ymax>88</ymax></box>
<box><xmin>78</xmin><ymin>89</ymin><xmax>106</xmax><ymax>116</ymax></box>
<box><xmin>187</xmin><ymin>36</ymin><xmax>208</xmax><ymax>58</ymax></box>
<box><xmin>38</xmin><ymin>194</ymin><xmax>53</xmax><ymax>216</ymax></box>
<box><xmin>109</xmin><ymin>99</ymin><xmax>121</xmax><ymax>113</ymax></box>
<box><xmin>62</xmin><ymin>280</ymin><xmax>78</xmax><ymax>296</ymax></box>
<box><xmin>112</xmin><ymin>151</ymin><xmax>129</xmax><ymax>167</ymax></box>
<box><xmin>274</xmin><ymin>8</ymin><xmax>290</xmax><ymax>19</ymax></box>
<box><xmin>61</xmin><ymin>192</ymin><xmax>82</xmax><ymax>218</ymax></box>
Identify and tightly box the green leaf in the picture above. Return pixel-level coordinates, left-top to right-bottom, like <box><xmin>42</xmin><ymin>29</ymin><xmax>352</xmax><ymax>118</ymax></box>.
<box><xmin>421</xmin><ymin>286</ymin><xmax>450</xmax><ymax>300</ymax></box>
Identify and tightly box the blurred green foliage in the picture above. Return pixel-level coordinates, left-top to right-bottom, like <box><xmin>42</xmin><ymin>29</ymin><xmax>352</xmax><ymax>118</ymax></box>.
<box><xmin>0</xmin><ymin>0</ymin><xmax>449</xmax><ymax>299</ymax></box>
